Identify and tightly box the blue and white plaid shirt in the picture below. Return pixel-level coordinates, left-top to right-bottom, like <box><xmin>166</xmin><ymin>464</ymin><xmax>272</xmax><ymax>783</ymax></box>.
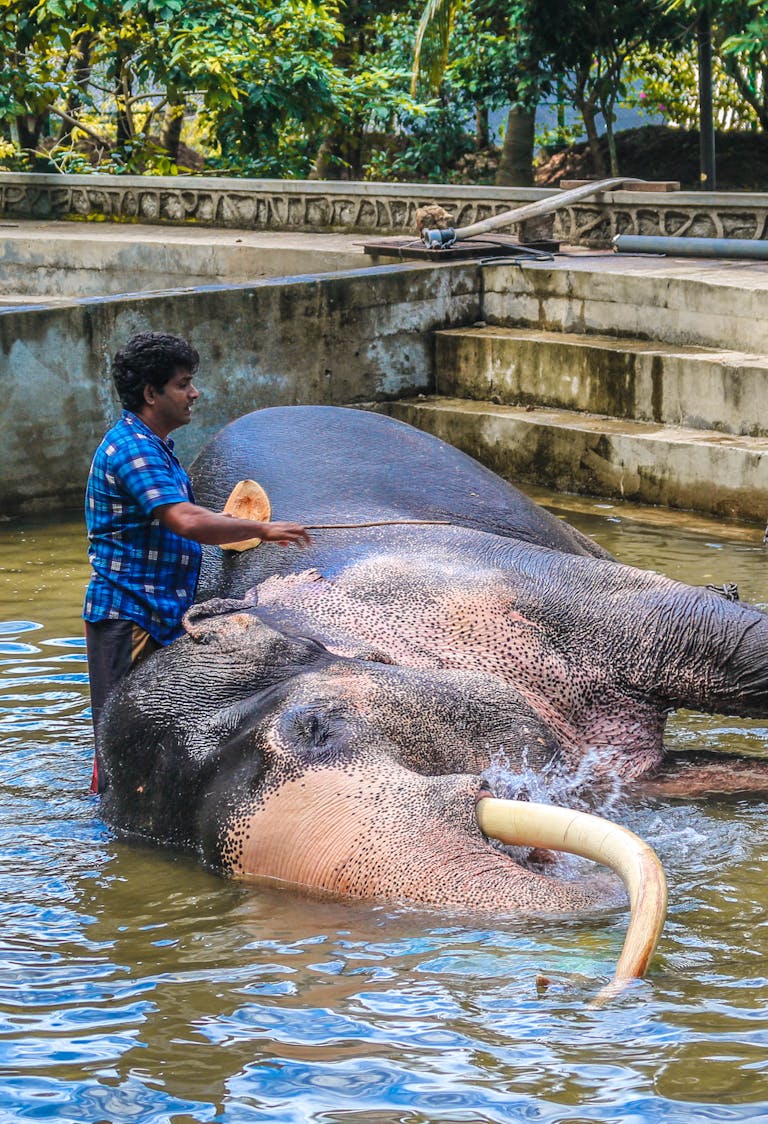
<box><xmin>83</xmin><ymin>410</ymin><xmax>202</xmax><ymax>644</ymax></box>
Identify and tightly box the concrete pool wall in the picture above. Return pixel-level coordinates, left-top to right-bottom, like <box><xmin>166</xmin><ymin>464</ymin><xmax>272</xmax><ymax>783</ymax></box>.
<box><xmin>0</xmin><ymin>226</ymin><xmax>369</xmax><ymax>300</ymax></box>
<box><xmin>4</xmin><ymin>215</ymin><xmax>768</xmax><ymax>524</ymax></box>
<box><xmin>0</xmin><ymin>262</ymin><xmax>481</xmax><ymax>515</ymax></box>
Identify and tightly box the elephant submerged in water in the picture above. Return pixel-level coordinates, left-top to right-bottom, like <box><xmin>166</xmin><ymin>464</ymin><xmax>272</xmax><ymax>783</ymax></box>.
<box><xmin>99</xmin><ymin>407</ymin><xmax>768</xmax><ymax>988</ymax></box>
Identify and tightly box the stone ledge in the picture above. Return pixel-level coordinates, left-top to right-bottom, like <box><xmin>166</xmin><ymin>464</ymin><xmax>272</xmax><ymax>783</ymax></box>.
<box><xmin>560</xmin><ymin>179</ymin><xmax>681</xmax><ymax>192</ymax></box>
<box><xmin>3</xmin><ymin>173</ymin><xmax>768</xmax><ymax>249</ymax></box>
<box><xmin>433</xmin><ymin>325</ymin><xmax>768</xmax><ymax>436</ymax></box>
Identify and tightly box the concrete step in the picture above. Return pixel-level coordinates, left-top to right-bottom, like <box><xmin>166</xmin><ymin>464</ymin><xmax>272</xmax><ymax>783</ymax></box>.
<box><xmin>380</xmin><ymin>396</ymin><xmax>768</xmax><ymax>523</ymax></box>
<box><xmin>480</xmin><ymin>256</ymin><xmax>768</xmax><ymax>354</ymax></box>
<box><xmin>435</xmin><ymin>326</ymin><xmax>768</xmax><ymax>437</ymax></box>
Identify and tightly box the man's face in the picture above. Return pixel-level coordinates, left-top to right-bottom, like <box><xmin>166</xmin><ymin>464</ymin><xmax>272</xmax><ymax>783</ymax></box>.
<box><xmin>151</xmin><ymin>368</ymin><xmax>200</xmax><ymax>432</ymax></box>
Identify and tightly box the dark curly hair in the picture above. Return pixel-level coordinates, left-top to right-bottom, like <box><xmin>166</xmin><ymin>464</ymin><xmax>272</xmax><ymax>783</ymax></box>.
<box><xmin>112</xmin><ymin>332</ymin><xmax>200</xmax><ymax>412</ymax></box>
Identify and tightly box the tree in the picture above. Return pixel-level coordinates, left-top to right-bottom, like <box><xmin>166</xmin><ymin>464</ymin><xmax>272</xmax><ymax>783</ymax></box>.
<box><xmin>305</xmin><ymin>0</ymin><xmax>424</xmax><ymax>181</ymax></box>
<box><xmin>410</xmin><ymin>0</ymin><xmax>682</xmax><ymax>184</ymax></box>
<box><xmin>0</xmin><ymin>0</ymin><xmax>90</xmax><ymax>162</ymax></box>
<box><xmin>411</xmin><ymin>0</ymin><xmax>544</xmax><ymax>185</ymax></box>
<box><xmin>171</xmin><ymin>0</ymin><xmax>347</xmax><ymax>175</ymax></box>
<box><xmin>0</xmin><ymin>0</ymin><xmax>357</xmax><ymax>175</ymax></box>
<box><xmin>532</xmin><ymin>0</ymin><xmax>684</xmax><ymax>176</ymax></box>
<box><xmin>658</xmin><ymin>0</ymin><xmax>768</xmax><ymax>128</ymax></box>
<box><xmin>716</xmin><ymin>0</ymin><xmax>768</xmax><ymax>129</ymax></box>
<box><xmin>628</xmin><ymin>43</ymin><xmax>761</xmax><ymax>130</ymax></box>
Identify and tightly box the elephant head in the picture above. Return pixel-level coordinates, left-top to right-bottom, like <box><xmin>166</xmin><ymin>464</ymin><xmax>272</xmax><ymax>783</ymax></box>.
<box><xmin>100</xmin><ymin>602</ymin><xmax>666</xmax><ymax>994</ymax></box>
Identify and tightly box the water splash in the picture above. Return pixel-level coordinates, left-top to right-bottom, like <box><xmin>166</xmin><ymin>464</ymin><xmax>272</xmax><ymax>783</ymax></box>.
<box><xmin>480</xmin><ymin>744</ymin><xmax>633</xmax><ymax>884</ymax></box>
<box><xmin>482</xmin><ymin>743</ymin><xmax>627</xmax><ymax>815</ymax></box>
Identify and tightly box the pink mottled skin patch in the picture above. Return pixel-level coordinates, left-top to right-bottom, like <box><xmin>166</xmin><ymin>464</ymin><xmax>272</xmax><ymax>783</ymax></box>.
<box><xmin>256</xmin><ymin>561</ymin><xmax>665</xmax><ymax>782</ymax></box>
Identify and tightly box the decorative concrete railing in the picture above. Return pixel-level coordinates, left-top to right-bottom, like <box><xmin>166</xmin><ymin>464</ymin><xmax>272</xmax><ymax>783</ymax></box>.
<box><xmin>0</xmin><ymin>172</ymin><xmax>551</xmax><ymax>239</ymax></box>
<box><xmin>553</xmin><ymin>188</ymin><xmax>768</xmax><ymax>247</ymax></box>
<box><xmin>3</xmin><ymin>172</ymin><xmax>768</xmax><ymax>248</ymax></box>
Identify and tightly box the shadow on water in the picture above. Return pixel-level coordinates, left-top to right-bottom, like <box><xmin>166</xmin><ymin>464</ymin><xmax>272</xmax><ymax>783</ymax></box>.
<box><xmin>1</xmin><ymin>501</ymin><xmax>768</xmax><ymax>1122</ymax></box>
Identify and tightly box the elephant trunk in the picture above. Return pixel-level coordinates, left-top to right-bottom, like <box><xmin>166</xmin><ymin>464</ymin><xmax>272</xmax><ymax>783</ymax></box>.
<box><xmin>476</xmin><ymin>797</ymin><xmax>667</xmax><ymax>1002</ymax></box>
<box><xmin>608</xmin><ymin>578</ymin><xmax>768</xmax><ymax>718</ymax></box>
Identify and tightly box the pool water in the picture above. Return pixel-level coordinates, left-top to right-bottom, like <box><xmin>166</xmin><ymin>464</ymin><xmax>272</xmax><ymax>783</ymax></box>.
<box><xmin>1</xmin><ymin>496</ymin><xmax>768</xmax><ymax>1124</ymax></box>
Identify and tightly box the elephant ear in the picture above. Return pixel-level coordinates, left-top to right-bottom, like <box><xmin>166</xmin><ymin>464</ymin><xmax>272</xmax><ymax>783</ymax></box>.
<box><xmin>100</xmin><ymin>602</ymin><xmax>336</xmax><ymax>843</ymax></box>
<box><xmin>180</xmin><ymin>596</ymin><xmax>344</xmax><ymax>704</ymax></box>
<box><xmin>183</xmin><ymin>574</ymin><xmax>331</xmax><ymax>642</ymax></box>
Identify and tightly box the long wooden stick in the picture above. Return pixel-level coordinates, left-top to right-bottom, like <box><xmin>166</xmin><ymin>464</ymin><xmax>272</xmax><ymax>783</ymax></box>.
<box><xmin>305</xmin><ymin>519</ymin><xmax>452</xmax><ymax>529</ymax></box>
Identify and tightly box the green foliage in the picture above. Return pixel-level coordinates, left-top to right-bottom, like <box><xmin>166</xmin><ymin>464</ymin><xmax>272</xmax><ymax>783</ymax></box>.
<box><xmin>411</xmin><ymin>0</ymin><xmax>458</xmax><ymax>95</ymax></box>
<box><xmin>172</xmin><ymin>0</ymin><xmax>347</xmax><ymax>174</ymax></box>
<box><xmin>354</xmin><ymin>2</ymin><xmax>473</xmax><ymax>182</ymax></box>
<box><xmin>0</xmin><ymin>138</ymin><xmax>30</xmax><ymax>171</ymax></box>
<box><xmin>469</xmin><ymin>0</ymin><xmax>542</xmax><ymax>110</ymax></box>
<box><xmin>628</xmin><ymin>44</ymin><xmax>760</xmax><ymax>130</ymax></box>
<box><xmin>535</xmin><ymin>117</ymin><xmax>585</xmax><ymax>156</ymax></box>
<box><xmin>661</xmin><ymin>0</ymin><xmax>768</xmax><ymax>128</ymax></box>
<box><xmin>718</xmin><ymin>1</ymin><xmax>768</xmax><ymax>128</ymax></box>
<box><xmin>0</xmin><ymin>0</ymin><xmax>386</xmax><ymax>176</ymax></box>
<box><xmin>364</xmin><ymin>103</ymin><xmax>475</xmax><ymax>181</ymax></box>
<box><xmin>2</xmin><ymin>0</ymin><xmax>768</xmax><ymax>183</ymax></box>
<box><xmin>412</xmin><ymin>0</ymin><xmax>541</xmax><ymax>110</ymax></box>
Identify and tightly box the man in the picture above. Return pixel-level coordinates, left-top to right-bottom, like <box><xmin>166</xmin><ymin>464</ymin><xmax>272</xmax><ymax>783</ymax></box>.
<box><xmin>84</xmin><ymin>331</ymin><xmax>310</xmax><ymax>792</ymax></box>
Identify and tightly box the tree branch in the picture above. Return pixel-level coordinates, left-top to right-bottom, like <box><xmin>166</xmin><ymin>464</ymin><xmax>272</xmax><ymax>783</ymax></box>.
<box><xmin>48</xmin><ymin>106</ymin><xmax>112</xmax><ymax>148</ymax></box>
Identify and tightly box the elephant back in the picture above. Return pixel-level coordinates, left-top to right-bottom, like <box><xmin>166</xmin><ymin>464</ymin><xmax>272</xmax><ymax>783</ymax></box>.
<box><xmin>190</xmin><ymin>406</ymin><xmax>611</xmax><ymax>596</ymax></box>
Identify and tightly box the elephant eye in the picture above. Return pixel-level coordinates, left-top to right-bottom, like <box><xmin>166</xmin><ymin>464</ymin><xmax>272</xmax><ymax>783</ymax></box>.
<box><xmin>285</xmin><ymin>708</ymin><xmax>332</xmax><ymax>753</ymax></box>
<box><xmin>304</xmin><ymin>713</ymin><xmax>328</xmax><ymax>745</ymax></box>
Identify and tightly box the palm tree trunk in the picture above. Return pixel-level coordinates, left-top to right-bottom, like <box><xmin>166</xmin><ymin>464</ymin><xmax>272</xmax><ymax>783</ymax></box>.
<box><xmin>495</xmin><ymin>106</ymin><xmax>535</xmax><ymax>186</ymax></box>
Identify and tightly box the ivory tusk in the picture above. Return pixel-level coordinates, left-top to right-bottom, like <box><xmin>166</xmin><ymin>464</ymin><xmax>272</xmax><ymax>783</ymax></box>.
<box><xmin>475</xmin><ymin>797</ymin><xmax>667</xmax><ymax>1004</ymax></box>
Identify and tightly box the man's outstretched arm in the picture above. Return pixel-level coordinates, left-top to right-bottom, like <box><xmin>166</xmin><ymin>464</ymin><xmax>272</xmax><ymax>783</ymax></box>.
<box><xmin>157</xmin><ymin>502</ymin><xmax>311</xmax><ymax>547</ymax></box>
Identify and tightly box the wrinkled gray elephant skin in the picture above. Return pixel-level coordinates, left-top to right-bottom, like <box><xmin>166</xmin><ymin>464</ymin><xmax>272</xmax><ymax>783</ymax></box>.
<box><xmin>99</xmin><ymin>407</ymin><xmax>768</xmax><ymax>912</ymax></box>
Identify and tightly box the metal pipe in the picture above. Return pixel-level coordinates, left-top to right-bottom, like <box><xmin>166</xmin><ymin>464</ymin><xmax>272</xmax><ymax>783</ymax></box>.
<box><xmin>613</xmin><ymin>234</ymin><xmax>768</xmax><ymax>260</ymax></box>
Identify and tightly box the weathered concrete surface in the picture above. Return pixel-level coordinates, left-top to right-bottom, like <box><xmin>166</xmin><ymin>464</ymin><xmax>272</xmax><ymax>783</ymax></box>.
<box><xmin>0</xmin><ymin>222</ymin><xmax>368</xmax><ymax>299</ymax></box>
<box><xmin>0</xmin><ymin>262</ymin><xmax>481</xmax><ymax>515</ymax></box>
<box><xmin>482</xmin><ymin>253</ymin><xmax>768</xmax><ymax>352</ymax></box>
<box><xmin>435</xmin><ymin>326</ymin><xmax>768</xmax><ymax>436</ymax></box>
<box><xmin>382</xmin><ymin>397</ymin><xmax>768</xmax><ymax>522</ymax></box>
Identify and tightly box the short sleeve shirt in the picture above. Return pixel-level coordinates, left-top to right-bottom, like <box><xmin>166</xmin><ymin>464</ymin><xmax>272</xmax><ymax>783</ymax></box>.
<box><xmin>83</xmin><ymin>410</ymin><xmax>202</xmax><ymax>644</ymax></box>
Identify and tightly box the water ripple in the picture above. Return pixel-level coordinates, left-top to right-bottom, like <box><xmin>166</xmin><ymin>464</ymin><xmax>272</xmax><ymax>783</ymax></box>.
<box><xmin>1</xmin><ymin>511</ymin><xmax>768</xmax><ymax>1122</ymax></box>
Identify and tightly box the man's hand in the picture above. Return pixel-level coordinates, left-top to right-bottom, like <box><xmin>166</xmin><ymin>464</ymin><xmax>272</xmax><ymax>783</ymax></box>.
<box><xmin>257</xmin><ymin>521</ymin><xmax>312</xmax><ymax>547</ymax></box>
